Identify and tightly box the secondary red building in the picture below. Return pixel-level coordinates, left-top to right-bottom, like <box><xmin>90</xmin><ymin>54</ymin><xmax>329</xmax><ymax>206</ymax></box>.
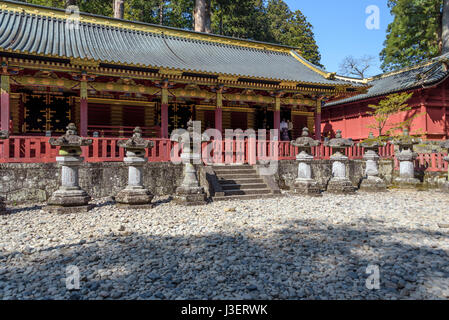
<box><xmin>322</xmin><ymin>54</ymin><xmax>449</xmax><ymax>141</ymax></box>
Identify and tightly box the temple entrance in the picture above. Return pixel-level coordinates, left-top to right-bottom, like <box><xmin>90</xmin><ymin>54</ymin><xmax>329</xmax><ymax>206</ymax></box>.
<box><xmin>292</xmin><ymin>114</ymin><xmax>308</xmax><ymax>139</ymax></box>
<box><xmin>168</xmin><ymin>103</ymin><xmax>193</xmax><ymax>132</ymax></box>
<box><xmin>23</xmin><ymin>94</ymin><xmax>72</xmax><ymax>134</ymax></box>
<box><xmin>230</xmin><ymin>111</ymin><xmax>247</xmax><ymax>130</ymax></box>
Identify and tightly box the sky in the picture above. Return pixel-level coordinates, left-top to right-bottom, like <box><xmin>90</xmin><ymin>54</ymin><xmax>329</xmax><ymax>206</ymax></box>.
<box><xmin>285</xmin><ymin>0</ymin><xmax>394</xmax><ymax>77</ymax></box>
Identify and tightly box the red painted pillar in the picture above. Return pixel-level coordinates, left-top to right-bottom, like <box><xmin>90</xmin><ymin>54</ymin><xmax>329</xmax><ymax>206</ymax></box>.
<box><xmin>315</xmin><ymin>99</ymin><xmax>322</xmax><ymax>141</ymax></box>
<box><xmin>80</xmin><ymin>80</ymin><xmax>88</xmax><ymax>136</ymax></box>
<box><xmin>274</xmin><ymin>96</ymin><xmax>281</xmax><ymax>135</ymax></box>
<box><xmin>315</xmin><ymin>112</ymin><xmax>321</xmax><ymax>141</ymax></box>
<box><xmin>215</xmin><ymin>90</ymin><xmax>223</xmax><ymax>134</ymax></box>
<box><xmin>161</xmin><ymin>87</ymin><xmax>169</xmax><ymax>138</ymax></box>
<box><xmin>1</xmin><ymin>74</ymin><xmax>10</xmax><ymax>133</ymax></box>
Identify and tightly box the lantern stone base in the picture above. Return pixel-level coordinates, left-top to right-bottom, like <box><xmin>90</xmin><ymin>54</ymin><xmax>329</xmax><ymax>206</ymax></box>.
<box><xmin>441</xmin><ymin>181</ymin><xmax>449</xmax><ymax>193</ymax></box>
<box><xmin>115</xmin><ymin>187</ymin><xmax>154</xmax><ymax>208</ymax></box>
<box><xmin>359</xmin><ymin>176</ymin><xmax>387</xmax><ymax>192</ymax></box>
<box><xmin>393</xmin><ymin>177</ymin><xmax>421</xmax><ymax>188</ymax></box>
<box><xmin>294</xmin><ymin>179</ymin><xmax>321</xmax><ymax>196</ymax></box>
<box><xmin>46</xmin><ymin>188</ymin><xmax>93</xmax><ymax>213</ymax></box>
<box><xmin>326</xmin><ymin>177</ymin><xmax>356</xmax><ymax>194</ymax></box>
<box><xmin>175</xmin><ymin>186</ymin><xmax>207</xmax><ymax>206</ymax></box>
<box><xmin>46</xmin><ymin>204</ymin><xmax>94</xmax><ymax>214</ymax></box>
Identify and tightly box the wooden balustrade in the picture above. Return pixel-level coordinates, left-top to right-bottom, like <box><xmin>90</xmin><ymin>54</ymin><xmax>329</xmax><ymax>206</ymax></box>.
<box><xmin>0</xmin><ymin>136</ymin><xmax>448</xmax><ymax>173</ymax></box>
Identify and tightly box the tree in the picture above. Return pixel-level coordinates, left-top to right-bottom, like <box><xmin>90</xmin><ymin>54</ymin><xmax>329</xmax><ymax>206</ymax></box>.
<box><xmin>443</xmin><ymin>0</ymin><xmax>449</xmax><ymax>53</ymax></box>
<box><xmin>381</xmin><ymin>0</ymin><xmax>443</xmax><ymax>72</ymax></box>
<box><xmin>211</xmin><ymin>0</ymin><xmax>271</xmax><ymax>40</ymax></box>
<box><xmin>114</xmin><ymin>0</ymin><xmax>124</xmax><ymax>19</ymax></box>
<box><xmin>339</xmin><ymin>55</ymin><xmax>375</xmax><ymax>79</ymax></box>
<box><xmin>266</xmin><ymin>0</ymin><xmax>321</xmax><ymax>66</ymax></box>
<box><xmin>194</xmin><ymin>0</ymin><xmax>211</xmax><ymax>33</ymax></box>
<box><xmin>366</xmin><ymin>92</ymin><xmax>415</xmax><ymax>137</ymax></box>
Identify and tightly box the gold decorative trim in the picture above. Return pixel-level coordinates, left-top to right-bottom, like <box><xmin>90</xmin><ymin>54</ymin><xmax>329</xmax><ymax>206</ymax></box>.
<box><xmin>292</xmin><ymin>110</ymin><xmax>314</xmax><ymax>116</ymax></box>
<box><xmin>290</xmin><ymin>51</ymin><xmax>335</xmax><ymax>79</ymax></box>
<box><xmin>223</xmin><ymin>106</ymin><xmax>256</xmax><ymax>113</ymax></box>
<box><xmin>195</xmin><ymin>105</ymin><xmax>216</xmax><ymax>111</ymax></box>
<box><xmin>79</xmin><ymin>97</ymin><xmax>156</xmax><ymax>107</ymax></box>
<box><xmin>70</xmin><ymin>58</ymin><xmax>100</xmax><ymax>68</ymax></box>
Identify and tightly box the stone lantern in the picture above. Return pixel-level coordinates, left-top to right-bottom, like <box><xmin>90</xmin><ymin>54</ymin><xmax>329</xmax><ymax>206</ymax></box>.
<box><xmin>391</xmin><ymin>128</ymin><xmax>421</xmax><ymax>187</ymax></box>
<box><xmin>172</xmin><ymin>119</ymin><xmax>207</xmax><ymax>206</ymax></box>
<box><xmin>323</xmin><ymin>129</ymin><xmax>355</xmax><ymax>194</ymax></box>
<box><xmin>290</xmin><ymin>127</ymin><xmax>321</xmax><ymax>196</ymax></box>
<box><xmin>46</xmin><ymin>123</ymin><xmax>93</xmax><ymax>213</ymax></box>
<box><xmin>440</xmin><ymin>140</ymin><xmax>449</xmax><ymax>192</ymax></box>
<box><xmin>115</xmin><ymin>127</ymin><xmax>155</xmax><ymax>208</ymax></box>
<box><xmin>0</xmin><ymin>130</ymin><xmax>9</xmax><ymax>213</ymax></box>
<box><xmin>358</xmin><ymin>132</ymin><xmax>387</xmax><ymax>192</ymax></box>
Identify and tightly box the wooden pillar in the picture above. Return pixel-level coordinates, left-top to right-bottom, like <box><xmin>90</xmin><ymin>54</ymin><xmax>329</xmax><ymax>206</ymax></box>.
<box><xmin>274</xmin><ymin>96</ymin><xmax>281</xmax><ymax>133</ymax></box>
<box><xmin>161</xmin><ymin>87</ymin><xmax>169</xmax><ymax>138</ymax></box>
<box><xmin>79</xmin><ymin>80</ymin><xmax>88</xmax><ymax>136</ymax></box>
<box><xmin>315</xmin><ymin>99</ymin><xmax>322</xmax><ymax>140</ymax></box>
<box><xmin>420</xmin><ymin>92</ymin><xmax>427</xmax><ymax>136</ymax></box>
<box><xmin>443</xmin><ymin>86</ymin><xmax>447</xmax><ymax>138</ymax></box>
<box><xmin>215</xmin><ymin>90</ymin><xmax>223</xmax><ymax>134</ymax></box>
<box><xmin>1</xmin><ymin>73</ymin><xmax>10</xmax><ymax>132</ymax></box>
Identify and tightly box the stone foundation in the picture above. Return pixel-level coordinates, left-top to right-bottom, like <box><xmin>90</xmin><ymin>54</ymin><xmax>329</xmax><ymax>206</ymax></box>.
<box><xmin>1</xmin><ymin>159</ymin><xmax>447</xmax><ymax>204</ymax></box>
<box><xmin>293</xmin><ymin>179</ymin><xmax>321</xmax><ymax>196</ymax></box>
<box><xmin>359</xmin><ymin>176</ymin><xmax>387</xmax><ymax>192</ymax></box>
<box><xmin>0</xmin><ymin>162</ymin><xmax>183</xmax><ymax>204</ymax></box>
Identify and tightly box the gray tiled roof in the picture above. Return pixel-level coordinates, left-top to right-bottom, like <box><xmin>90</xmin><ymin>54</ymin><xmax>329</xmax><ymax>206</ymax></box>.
<box><xmin>326</xmin><ymin>54</ymin><xmax>449</xmax><ymax>106</ymax></box>
<box><xmin>0</xmin><ymin>2</ymin><xmax>360</xmax><ymax>87</ymax></box>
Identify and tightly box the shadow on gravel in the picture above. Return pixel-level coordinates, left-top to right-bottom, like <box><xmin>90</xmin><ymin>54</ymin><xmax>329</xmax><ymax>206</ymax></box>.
<box><xmin>2</xmin><ymin>205</ymin><xmax>44</xmax><ymax>216</ymax></box>
<box><xmin>1</xmin><ymin>216</ymin><xmax>448</xmax><ymax>300</ymax></box>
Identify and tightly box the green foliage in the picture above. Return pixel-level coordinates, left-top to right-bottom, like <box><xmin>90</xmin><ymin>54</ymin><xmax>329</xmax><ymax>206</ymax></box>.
<box><xmin>266</xmin><ymin>0</ymin><xmax>321</xmax><ymax>65</ymax></box>
<box><xmin>381</xmin><ymin>0</ymin><xmax>443</xmax><ymax>72</ymax></box>
<box><xmin>18</xmin><ymin>0</ymin><xmax>321</xmax><ymax>65</ymax></box>
<box><xmin>366</xmin><ymin>92</ymin><xmax>415</xmax><ymax>137</ymax></box>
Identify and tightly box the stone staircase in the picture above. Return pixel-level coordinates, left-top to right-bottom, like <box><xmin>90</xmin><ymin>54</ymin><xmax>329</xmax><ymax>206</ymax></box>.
<box><xmin>210</xmin><ymin>165</ymin><xmax>280</xmax><ymax>201</ymax></box>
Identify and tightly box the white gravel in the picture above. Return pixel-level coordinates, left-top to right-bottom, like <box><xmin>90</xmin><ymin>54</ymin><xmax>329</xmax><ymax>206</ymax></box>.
<box><xmin>1</xmin><ymin>190</ymin><xmax>448</xmax><ymax>300</ymax></box>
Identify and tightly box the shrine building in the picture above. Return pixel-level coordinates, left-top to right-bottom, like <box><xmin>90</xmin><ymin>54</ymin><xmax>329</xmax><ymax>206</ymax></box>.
<box><xmin>323</xmin><ymin>54</ymin><xmax>449</xmax><ymax>141</ymax></box>
<box><xmin>0</xmin><ymin>0</ymin><xmax>365</xmax><ymax>141</ymax></box>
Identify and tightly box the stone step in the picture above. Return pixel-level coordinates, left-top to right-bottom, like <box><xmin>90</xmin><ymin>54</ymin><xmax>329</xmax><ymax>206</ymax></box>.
<box><xmin>220</xmin><ymin>183</ymin><xmax>268</xmax><ymax>191</ymax></box>
<box><xmin>216</xmin><ymin>173</ymin><xmax>260</xmax><ymax>180</ymax></box>
<box><xmin>224</xmin><ymin>188</ymin><xmax>272</xmax><ymax>196</ymax></box>
<box><xmin>218</xmin><ymin>178</ymin><xmax>265</xmax><ymax>185</ymax></box>
<box><xmin>212</xmin><ymin>193</ymin><xmax>280</xmax><ymax>202</ymax></box>
<box><xmin>212</xmin><ymin>165</ymin><xmax>253</xmax><ymax>170</ymax></box>
<box><xmin>214</xmin><ymin>169</ymin><xmax>257</xmax><ymax>175</ymax></box>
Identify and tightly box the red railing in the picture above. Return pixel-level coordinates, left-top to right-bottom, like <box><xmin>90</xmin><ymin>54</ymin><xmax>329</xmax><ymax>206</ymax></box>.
<box><xmin>393</xmin><ymin>153</ymin><xmax>448</xmax><ymax>172</ymax></box>
<box><xmin>87</xmin><ymin>125</ymin><xmax>161</xmax><ymax>138</ymax></box>
<box><xmin>0</xmin><ymin>136</ymin><xmax>447</xmax><ymax>173</ymax></box>
<box><xmin>0</xmin><ymin>136</ymin><xmax>179</xmax><ymax>163</ymax></box>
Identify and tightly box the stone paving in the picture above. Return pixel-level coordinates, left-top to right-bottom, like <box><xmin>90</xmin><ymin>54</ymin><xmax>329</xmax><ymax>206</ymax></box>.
<box><xmin>0</xmin><ymin>190</ymin><xmax>448</xmax><ymax>300</ymax></box>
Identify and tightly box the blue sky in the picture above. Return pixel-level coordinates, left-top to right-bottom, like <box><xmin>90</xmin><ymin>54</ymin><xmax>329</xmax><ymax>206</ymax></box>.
<box><xmin>285</xmin><ymin>0</ymin><xmax>394</xmax><ymax>77</ymax></box>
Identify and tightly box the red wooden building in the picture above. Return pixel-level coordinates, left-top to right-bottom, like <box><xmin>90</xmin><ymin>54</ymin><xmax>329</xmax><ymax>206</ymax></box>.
<box><xmin>323</xmin><ymin>54</ymin><xmax>449</xmax><ymax>141</ymax></box>
<box><xmin>0</xmin><ymin>0</ymin><xmax>365</xmax><ymax>148</ymax></box>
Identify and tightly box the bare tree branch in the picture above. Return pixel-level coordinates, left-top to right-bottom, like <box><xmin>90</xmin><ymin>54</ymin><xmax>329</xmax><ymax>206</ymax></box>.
<box><xmin>339</xmin><ymin>55</ymin><xmax>375</xmax><ymax>79</ymax></box>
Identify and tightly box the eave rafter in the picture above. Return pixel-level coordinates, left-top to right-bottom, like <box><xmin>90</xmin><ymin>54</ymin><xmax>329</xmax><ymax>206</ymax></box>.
<box><xmin>5</xmin><ymin>55</ymin><xmax>358</xmax><ymax>104</ymax></box>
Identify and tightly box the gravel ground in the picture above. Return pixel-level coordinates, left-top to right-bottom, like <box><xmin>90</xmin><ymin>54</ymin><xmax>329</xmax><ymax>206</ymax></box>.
<box><xmin>0</xmin><ymin>190</ymin><xmax>448</xmax><ymax>300</ymax></box>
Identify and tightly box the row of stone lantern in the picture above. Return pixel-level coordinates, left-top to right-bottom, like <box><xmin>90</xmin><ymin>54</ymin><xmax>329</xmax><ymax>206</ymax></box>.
<box><xmin>291</xmin><ymin>128</ymin><xmax>358</xmax><ymax>195</ymax></box>
<box><xmin>290</xmin><ymin>128</ymin><xmax>449</xmax><ymax>195</ymax></box>
<box><xmin>0</xmin><ymin>130</ymin><xmax>9</xmax><ymax>214</ymax></box>
<box><xmin>44</xmin><ymin>122</ymin><xmax>208</xmax><ymax>214</ymax></box>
